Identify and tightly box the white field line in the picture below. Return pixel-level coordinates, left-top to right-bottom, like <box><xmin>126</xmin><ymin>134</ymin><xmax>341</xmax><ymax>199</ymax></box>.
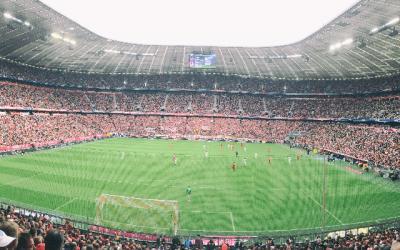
<box><xmin>230</xmin><ymin>212</ymin><xmax>236</xmax><ymax>232</ymax></box>
<box><xmin>101</xmin><ymin>219</ymin><xmax>170</xmax><ymax>230</ymax></box>
<box><xmin>100</xmin><ymin>193</ymin><xmax>178</xmax><ymax>204</ymax></box>
<box><xmin>305</xmin><ymin>193</ymin><xmax>344</xmax><ymax>225</ymax></box>
<box><xmin>190</xmin><ymin>210</ymin><xmax>231</xmax><ymax>214</ymax></box>
<box><xmin>54</xmin><ymin>197</ymin><xmax>78</xmax><ymax>211</ymax></box>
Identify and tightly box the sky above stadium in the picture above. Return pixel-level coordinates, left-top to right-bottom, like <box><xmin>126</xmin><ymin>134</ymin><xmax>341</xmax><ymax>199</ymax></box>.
<box><xmin>40</xmin><ymin>0</ymin><xmax>360</xmax><ymax>47</ymax></box>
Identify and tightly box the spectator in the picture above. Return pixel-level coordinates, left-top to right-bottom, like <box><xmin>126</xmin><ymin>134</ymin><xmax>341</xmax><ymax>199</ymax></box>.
<box><xmin>194</xmin><ymin>235</ymin><xmax>203</xmax><ymax>250</ymax></box>
<box><xmin>16</xmin><ymin>232</ymin><xmax>34</xmax><ymax>250</ymax></box>
<box><xmin>206</xmin><ymin>239</ymin><xmax>215</xmax><ymax>250</ymax></box>
<box><xmin>44</xmin><ymin>230</ymin><xmax>64</xmax><ymax>250</ymax></box>
<box><xmin>392</xmin><ymin>241</ymin><xmax>400</xmax><ymax>250</ymax></box>
<box><xmin>0</xmin><ymin>221</ymin><xmax>19</xmax><ymax>250</ymax></box>
<box><xmin>0</xmin><ymin>230</ymin><xmax>16</xmax><ymax>250</ymax></box>
<box><xmin>34</xmin><ymin>236</ymin><xmax>45</xmax><ymax>250</ymax></box>
<box><xmin>183</xmin><ymin>238</ymin><xmax>192</xmax><ymax>249</ymax></box>
<box><xmin>221</xmin><ymin>241</ymin><xmax>229</xmax><ymax>250</ymax></box>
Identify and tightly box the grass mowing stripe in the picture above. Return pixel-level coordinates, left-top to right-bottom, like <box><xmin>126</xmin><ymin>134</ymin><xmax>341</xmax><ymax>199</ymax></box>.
<box><xmin>2</xmin><ymin>172</ymin><xmax>41</xmax><ymax>187</ymax></box>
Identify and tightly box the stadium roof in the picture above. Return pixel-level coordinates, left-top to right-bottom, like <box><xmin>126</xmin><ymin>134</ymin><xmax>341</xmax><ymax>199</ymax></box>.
<box><xmin>0</xmin><ymin>0</ymin><xmax>400</xmax><ymax>80</ymax></box>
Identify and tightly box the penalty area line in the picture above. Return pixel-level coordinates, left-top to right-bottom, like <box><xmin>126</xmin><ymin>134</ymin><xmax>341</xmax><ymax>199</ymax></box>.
<box><xmin>54</xmin><ymin>197</ymin><xmax>78</xmax><ymax>211</ymax></box>
<box><xmin>100</xmin><ymin>219</ymin><xmax>170</xmax><ymax>230</ymax></box>
<box><xmin>305</xmin><ymin>193</ymin><xmax>344</xmax><ymax>225</ymax></box>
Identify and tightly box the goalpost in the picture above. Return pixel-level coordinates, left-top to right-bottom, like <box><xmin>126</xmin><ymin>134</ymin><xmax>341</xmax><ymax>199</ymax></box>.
<box><xmin>95</xmin><ymin>194</ymin><xmax>179</xmax><ymax>235</ymax></box>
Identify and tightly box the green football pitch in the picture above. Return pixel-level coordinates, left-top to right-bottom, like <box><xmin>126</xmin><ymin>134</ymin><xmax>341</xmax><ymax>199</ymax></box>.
<box><xmin>0</xmin><ymin>138</ymin><xmax>400</xmax><ymax>236</ymax></box>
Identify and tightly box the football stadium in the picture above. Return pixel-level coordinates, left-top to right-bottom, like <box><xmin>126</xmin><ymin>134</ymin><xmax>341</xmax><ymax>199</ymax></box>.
<box><xmin>0</xmin><ymin>0</ymin><xmax>400</xmax><ymax>249</ymax></box>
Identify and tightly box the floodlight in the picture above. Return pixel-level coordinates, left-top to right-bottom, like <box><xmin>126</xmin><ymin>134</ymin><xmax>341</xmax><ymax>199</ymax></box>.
<box><xmin>329</xmin><ymin>44</ymin><xmax>340</xmax><ymax>51</ymax></box>
<box><xmin>3</xmin><ymin>12</ymin><xmax>12</xmax><ymax>19</ymax></box>
<box><xmin>287</xmin><ymin>54</ymin><xmax>302</xmax><ymax>58</ymax></box>
<box><xmin>51</xmin><ymin>33</ymin><xmax>62</xmax><ymax>39</ymax></box>
<box><xmin>386</xmin><ymin>17</ymin><xmax>400</xmax><ymax>26</ymax></box>
<box><xmin>370</xmin><ymin>27</ymin><xmax>379</xmax><ymax>34</ymax></box>
<box><xmin>105</xmin><ymin>49</ymin><xmax>120</xmax><ymax>54</ymax></box>
<box><xmin>370</xmin><ymin>17</ymin><xmax>400</xmax><ymax>35</ymax></box>
<box><xmin>342</xmin><ymin>38</ymin><xmax>353</xmax><ymax>45</ymax></box>
<box><xmin>329</xmin><ymin>38</ymin><xmax>353</xmax><ymax>52</ymax></box>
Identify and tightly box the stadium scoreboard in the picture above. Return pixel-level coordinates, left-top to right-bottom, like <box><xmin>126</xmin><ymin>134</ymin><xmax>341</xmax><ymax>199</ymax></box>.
<box><xmin>189</xmin><ymin>53</ymin><xmax>216</xmax><ymax>69</ymax></box>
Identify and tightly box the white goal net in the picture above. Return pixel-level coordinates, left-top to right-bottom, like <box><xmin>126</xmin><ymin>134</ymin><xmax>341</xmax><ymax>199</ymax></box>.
<box><xmin>95</xmin><ymin>194</ymin><xmax>179</xmax><ymax>235</ymax></box>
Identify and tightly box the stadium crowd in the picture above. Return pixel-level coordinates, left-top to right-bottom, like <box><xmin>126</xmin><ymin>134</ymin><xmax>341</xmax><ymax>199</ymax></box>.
<box><xmin>1</xmin><ymin>206</ymin><xmax>400</xmax><ymax>250</ymax></box>
<box><xmin>0</xmin><ymin>114</ymin><xmax>114</xmax><ymax>147</ymax></box>
<box><xmin>1</xmin><ymin>60</ymin><xmax>400</xmax><ymax>94</ymax></box>
<box><xmin>0</xmin><ymin>205</ymin><xmax>151</xmax><ymax>250</ymax></box>
<box><xmin>293</xmin><ymin>123</ymin><xmax>400</xmax><ymax>169</ymax></box>
<box><xmin>0</xmin><ymin>113</ymin><xmax>399</xmax><ymax>169</ymax></box>
<box><xmin>1</xmin><ymin>82</ymin><xmax>399</xmax><ymax>119</ymax></box>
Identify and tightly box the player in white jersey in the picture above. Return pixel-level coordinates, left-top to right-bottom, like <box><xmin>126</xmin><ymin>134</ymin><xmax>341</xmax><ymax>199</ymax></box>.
<box><xmin>172</xmin><ymin>154</ymin><xmax>177</xmax><ymax>166</ymax></box>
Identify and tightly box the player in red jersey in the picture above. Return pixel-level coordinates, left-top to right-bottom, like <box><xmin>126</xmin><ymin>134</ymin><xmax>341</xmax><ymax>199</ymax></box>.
<box><xmin>231</xmin><ymin>162</ymin><xmax>237</xmax><ymax>171</ymax></box>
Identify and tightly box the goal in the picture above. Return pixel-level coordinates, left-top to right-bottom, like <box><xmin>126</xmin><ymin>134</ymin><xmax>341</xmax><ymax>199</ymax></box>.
<box><xmin>95</xmin><ymin>194</ymin><xmax>179</xmax><ymax>235</ymax></box>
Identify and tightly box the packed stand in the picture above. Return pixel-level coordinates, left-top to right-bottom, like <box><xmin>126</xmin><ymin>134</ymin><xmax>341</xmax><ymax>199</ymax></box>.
<box><xmin>0</xmin><ymin>114</ymin><xmax>114</xmax><ymax>146</ymax></box>
<box><xmin>1</xmin><ymin>60</ymin><xmax>400</xmax><ymax>94</ymax></box>
<box><xmin>0</xmin><ymin>206</ymin><xmax>154</xmax><ymax>250</ymax></box>
<box><xmin>1</xmin><ymin>81</ymin><xmax>400</xmax><ymax>119</ymax></box>
<box><xmin>294</xmin><ymin>123</ymin><xmax>400</xmax><ymax>169</ymax></box>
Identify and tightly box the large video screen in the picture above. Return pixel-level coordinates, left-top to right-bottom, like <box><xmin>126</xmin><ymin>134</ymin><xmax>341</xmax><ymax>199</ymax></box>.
<box><xmin>189</xmin><ymin>54</ymin><xmax>216</xmax><ymax>69</ymax></box>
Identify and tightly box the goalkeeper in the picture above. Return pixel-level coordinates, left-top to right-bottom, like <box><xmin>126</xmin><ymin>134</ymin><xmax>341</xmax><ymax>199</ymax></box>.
<box><xmin>186</xmin><ymin>186</ymin><xmax>192</xmax><ymax>201</ymax></box>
